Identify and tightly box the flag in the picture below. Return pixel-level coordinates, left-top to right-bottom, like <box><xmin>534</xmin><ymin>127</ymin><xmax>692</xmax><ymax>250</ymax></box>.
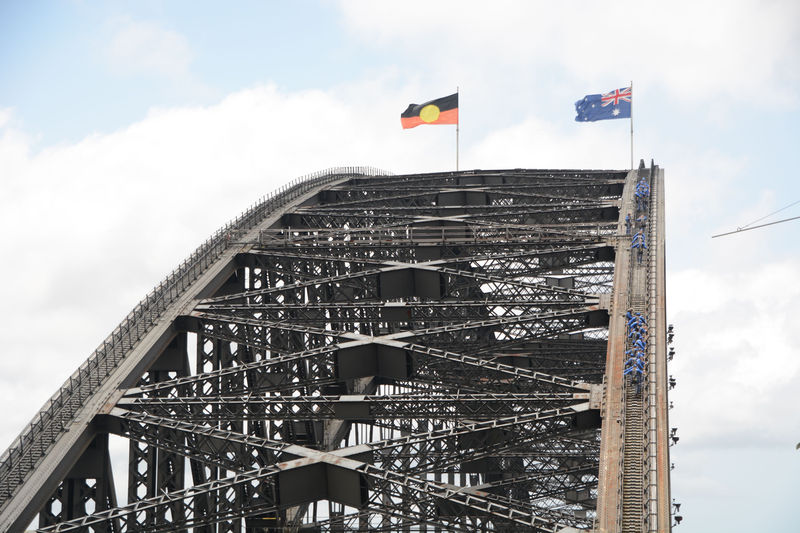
<box><xmin>575</xmin><ymin>86</ymin><xmax>631</xmax><ymax>122</ymax></box>
<box><xmin>401</xmin><ymin>93</ymin><xmax>458</xmax><ymax>129</ymax></box>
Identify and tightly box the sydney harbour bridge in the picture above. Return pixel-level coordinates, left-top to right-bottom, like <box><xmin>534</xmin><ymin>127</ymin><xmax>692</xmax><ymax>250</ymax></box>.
<box><xmin>0</xmin><ymin>164</ymin><xmax>672</xmax><ymax>532</ymax></box>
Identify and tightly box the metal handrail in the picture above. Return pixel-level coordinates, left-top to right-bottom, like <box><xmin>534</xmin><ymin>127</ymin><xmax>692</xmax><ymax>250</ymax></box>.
<box><xmin>0</xmin><ymin>166</ymin><xmax>390</xmax><ymax>507</ymax></box>
<box><xmin>643</xmin><ymin>164</ymin><xmax>661</xmax><ymax>532</ymax></box>
<box><xmin>618</xmin><ymin>164</ymin><xmax>656</xmax><ymax>532</ymax></box>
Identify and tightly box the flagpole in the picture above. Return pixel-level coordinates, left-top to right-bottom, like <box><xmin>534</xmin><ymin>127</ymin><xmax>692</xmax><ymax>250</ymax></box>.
<box><xmin>456</xmin><ymin>86</ymin><xmax>460</xmax><ymax>171</ymax></box>
<box><xmin>630</xmin><ymin>80</ymin><xmax>634</xmax><ymax>170</ymax></box>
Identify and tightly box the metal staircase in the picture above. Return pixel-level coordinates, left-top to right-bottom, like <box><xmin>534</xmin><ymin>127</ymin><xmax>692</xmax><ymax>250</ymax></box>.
<box><xmin>621</xmin><ymin>388</ymin><xmax>645</xmax><ymax>532</ymax></box>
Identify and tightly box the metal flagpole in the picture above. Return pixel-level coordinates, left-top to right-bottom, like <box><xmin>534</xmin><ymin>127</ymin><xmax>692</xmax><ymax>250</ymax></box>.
<box><xmin>630</xmin><ymin>80</ymin><xmax>634</xmax><ymax>170</ymax></box>
<box><xmin>456</xmin><ymin>86</ymin><xmax>460</xmax><ymax>171</ymax></box>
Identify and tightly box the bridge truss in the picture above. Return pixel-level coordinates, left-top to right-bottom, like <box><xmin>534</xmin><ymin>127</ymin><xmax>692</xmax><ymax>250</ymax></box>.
<box><xmin>0</xmin><ymin>165</ymin><xmax>671</xmax><ymax>532</ymax></box>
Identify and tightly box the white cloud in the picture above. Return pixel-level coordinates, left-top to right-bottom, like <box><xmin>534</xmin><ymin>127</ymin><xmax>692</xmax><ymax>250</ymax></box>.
<box><xmin>662</xmin><ymin>146</ymin><xmax>751</xmax><ymax>250</ymax></box>
<box><xmin>338</xmin><ymin>0</ymin><xmax>800</xmax><ymax>107</ymax></box>
<box><xmin>669</xmin><ymin>260</ymin><xmax>800</xmax><ymax>446</ymax></box>
<box><xmin>0</xmin><ymin>108</ymin><xmax>11</xmax><ymax>129</ymax></box>
<box><xmin>466</xmin><ymin>115</ymin><xmax>633</xmax><ymax>170</ymax></box>
<box><xmin>105</xmin><ymin>18</ymin><xmax>193</xmax><ymax>78</ymax></box>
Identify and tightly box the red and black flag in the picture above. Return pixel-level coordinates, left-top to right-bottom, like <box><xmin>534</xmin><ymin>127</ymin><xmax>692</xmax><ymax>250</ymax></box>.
<box><xmin>401</xmin><ymin>93</ymin><xmax>459</xmax><ymax>129</ymax></box>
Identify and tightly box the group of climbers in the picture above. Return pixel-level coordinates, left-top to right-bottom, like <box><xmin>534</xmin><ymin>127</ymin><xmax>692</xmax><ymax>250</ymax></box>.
<box><xmin>624</xmin><ymin>310</ymin><xmax>648</xmax><ymax>393</ymax></box>
<box><xmin>625</xmin><ymin>176</ymin><xmax>651</xmax><ymax>264</ymax></box>
<box><xmin>634</xmin><ymin>175</ymin><xmax>650</xmax><ymax>211</ymax></box>
<box><xmin>625</xmin><ymin>213</ymin><xmax>648</xmax><ymax>235</ymax></box>
<box><xmin>622</xmin><ymin>176</ymin><xmax>653</xmax><ymax>389</ymax></box>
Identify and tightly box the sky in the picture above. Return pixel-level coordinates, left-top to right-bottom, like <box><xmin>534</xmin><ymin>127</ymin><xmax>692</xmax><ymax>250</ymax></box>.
<box><xmin>1</xmin><ymin>1</ymin><xmax>799</xmax><ymax>531</ymax></box>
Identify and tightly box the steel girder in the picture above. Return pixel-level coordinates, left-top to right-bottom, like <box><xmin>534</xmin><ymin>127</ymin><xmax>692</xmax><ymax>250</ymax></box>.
<box><xmin>0</xmin><ymin>167</ymin><xmax>669</xmax><ymax>533</ymax></box>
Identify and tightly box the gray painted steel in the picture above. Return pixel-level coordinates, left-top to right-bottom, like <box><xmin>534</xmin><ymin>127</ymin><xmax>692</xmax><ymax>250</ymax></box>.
<box><xmin>0</xmin><ymin>166</ymin><xmax>671</xmax><ymax>532</ymax></box>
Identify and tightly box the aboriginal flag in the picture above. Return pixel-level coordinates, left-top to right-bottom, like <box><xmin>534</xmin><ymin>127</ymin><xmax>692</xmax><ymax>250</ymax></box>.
<box><xmin>401</xmin><ymin>93</ymin><xmax>459</xmax><ymax>129</ymax></box>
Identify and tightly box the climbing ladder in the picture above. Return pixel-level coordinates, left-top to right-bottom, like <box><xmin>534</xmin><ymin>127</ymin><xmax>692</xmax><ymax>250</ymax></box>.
<box><xmin>621</xmin><ymin>388</ymin><xmax>646</xmax><ymax>531</ymax></box>
<box><xmin>620</xmin><ymin>164</ymin><xmax>652</xmax><ymax>533</ymax></box>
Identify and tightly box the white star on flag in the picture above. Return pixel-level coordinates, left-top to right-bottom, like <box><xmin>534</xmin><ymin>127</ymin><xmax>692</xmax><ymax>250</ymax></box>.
<box><xmin>612</xmin><ymin>108</ymin><xmax>620</xmax><ymax>116</ymax></box>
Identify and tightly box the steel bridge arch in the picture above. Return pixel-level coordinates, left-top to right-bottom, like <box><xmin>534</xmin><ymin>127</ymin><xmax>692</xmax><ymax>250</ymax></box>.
<box><xmin>0</xmin><ymin>165</ymin><xmax>671</xmax><ymax>532</ymax></box>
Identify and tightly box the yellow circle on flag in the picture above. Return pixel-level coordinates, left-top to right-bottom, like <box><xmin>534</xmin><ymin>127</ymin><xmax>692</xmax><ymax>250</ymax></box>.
<box><xmin>420</xmin><ymin>104</ymin><xmax>440</xmax><ymax>123</ymax></box>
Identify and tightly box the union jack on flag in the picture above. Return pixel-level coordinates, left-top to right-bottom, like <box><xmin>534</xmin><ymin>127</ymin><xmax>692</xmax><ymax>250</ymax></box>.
<box><xmin>601</xmin><ymin>87</ymin><xmax>632</xmax><ymax>107</ymax></box>
<box><xmin>574</xmin><ymin>86</ymin><xmax>632</xmax><ymax>122</ymax></box>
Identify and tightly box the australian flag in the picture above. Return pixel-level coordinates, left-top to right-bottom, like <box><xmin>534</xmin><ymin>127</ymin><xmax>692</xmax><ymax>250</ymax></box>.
<box><xmin>575</xmin><ymin>86</ymin><xmax>631</xmax><ymax>122</ymax></box>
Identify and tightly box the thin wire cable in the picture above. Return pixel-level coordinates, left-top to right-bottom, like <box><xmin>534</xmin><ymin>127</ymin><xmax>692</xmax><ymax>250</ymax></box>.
<box><xmin>711</xmin><ymin>215</ymin><xmax>800</xmax><ymax>238</ymax></box>
<box><xmin>738</xmin><ymin>199</ymin><xmax>800</xmax><ymax>230</ymax></box>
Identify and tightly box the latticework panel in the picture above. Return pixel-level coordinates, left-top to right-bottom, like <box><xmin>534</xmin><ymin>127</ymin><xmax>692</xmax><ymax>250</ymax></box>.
<box><xmin>6</xmin><ymin>168</ymin><xmax>637</xmax><ymax>532</ymax></box>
